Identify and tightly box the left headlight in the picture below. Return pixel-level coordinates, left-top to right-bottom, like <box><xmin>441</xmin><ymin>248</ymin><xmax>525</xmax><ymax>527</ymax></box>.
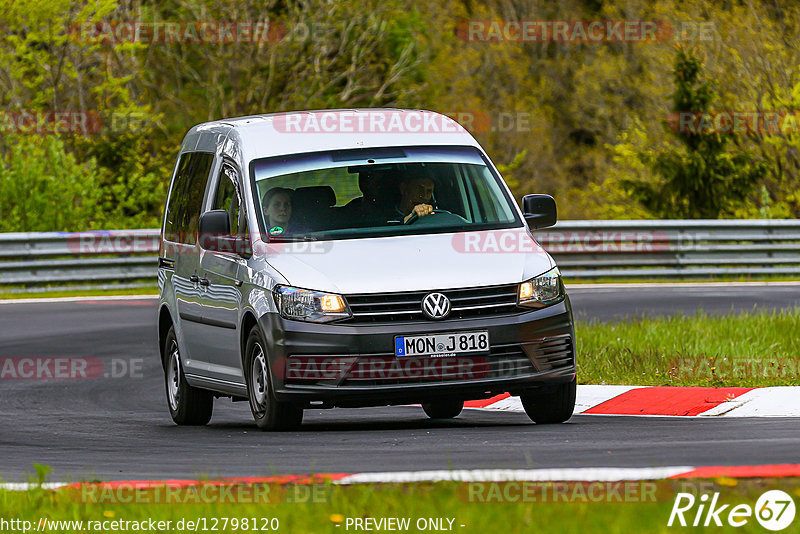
<box><xmin>518</xmin><ymin>267</ymin><xmax>564</xmax><ymax>309</ymax></box>
<box><xmin>273</xmin><ymin>285</ymin><xmax>351</xmax><ymax>323</ymax></box>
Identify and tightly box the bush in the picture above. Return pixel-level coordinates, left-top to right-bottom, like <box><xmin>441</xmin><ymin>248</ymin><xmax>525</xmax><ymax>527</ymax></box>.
<box><xmin>0</xmin><ymin>136</ymin><xmax>105</xmax><ymax>232</ymax></box>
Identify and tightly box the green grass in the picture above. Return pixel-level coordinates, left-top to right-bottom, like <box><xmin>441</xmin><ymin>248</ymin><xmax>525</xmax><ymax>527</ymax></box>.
<box><xmin>0</xmin><ymin>286</ymin><xmax>157</xmax><ymax>300</ymax></box>
<box><xmin>577</xmin><ymin>309</ymin><xmax>800</xmax><ymax>387</ymax></box>
<box><xmin>3</xmin><ymin>479</ymin><xmax>799</xmax><ymax>533</ymax></box>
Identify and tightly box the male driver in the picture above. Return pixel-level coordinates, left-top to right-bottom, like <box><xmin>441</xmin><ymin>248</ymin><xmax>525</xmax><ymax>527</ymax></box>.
<box><xmin>397</xmin><ymin>177</ymin><xmax>435</xmax><ymax>223</ymax></box>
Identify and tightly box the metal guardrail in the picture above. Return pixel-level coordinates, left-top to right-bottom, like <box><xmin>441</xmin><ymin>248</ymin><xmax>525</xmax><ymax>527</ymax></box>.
<box><xmin>0</xmin><ymin>220</ymin><xmax>798</xmax><ymax>291</ymax></box>
<box><xmin>0</xmin><ymin>230</ymin><xmax>159</xmax><ymax>289</ymax></box>
<box><xmin>538</xmin><ymin>220</ymin><xmax>800</xmax><ymax>278</ymax></box>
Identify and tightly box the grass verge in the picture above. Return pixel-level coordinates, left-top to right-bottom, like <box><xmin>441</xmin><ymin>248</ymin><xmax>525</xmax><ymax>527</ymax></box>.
<box><xmin>0</xmin><ymin>287</ymin><xmax>157</xmax><ymax>300</ymax></box>
<box><xmin>577</xmin><ymin>309</ymin><xmax>800</xmax><ymax>387</ymax></box>
<box><xmin>2</xmin><ymin>478</ymin><xmax>799</xmax><ymax>533</ymax></box>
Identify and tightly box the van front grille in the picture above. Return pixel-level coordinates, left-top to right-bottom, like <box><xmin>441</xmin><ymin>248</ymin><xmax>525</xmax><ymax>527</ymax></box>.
<box><xmin>344</xmin><ymin>283</ymin><xmax>521</xmax><ymax>323</ymax></box>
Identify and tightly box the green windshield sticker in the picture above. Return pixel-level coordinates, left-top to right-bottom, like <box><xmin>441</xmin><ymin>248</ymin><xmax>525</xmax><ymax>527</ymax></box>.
<box><xmin>269</xmin><ymin>226</ymin><xmax>284</xmax><ymax>235</ymax></box>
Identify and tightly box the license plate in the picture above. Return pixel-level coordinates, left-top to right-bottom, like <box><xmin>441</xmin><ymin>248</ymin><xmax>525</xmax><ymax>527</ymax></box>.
<box><xmin>395</xmin><ymin>331</ymin><xmax>490</xmax><ymax>357</ymax></box>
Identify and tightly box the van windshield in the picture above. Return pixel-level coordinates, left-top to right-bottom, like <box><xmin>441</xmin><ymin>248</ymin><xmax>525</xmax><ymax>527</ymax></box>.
<box><xmin>250</xmin><ymin>146</ymin><xmax>522</xmax><ymax>240</ymax></box>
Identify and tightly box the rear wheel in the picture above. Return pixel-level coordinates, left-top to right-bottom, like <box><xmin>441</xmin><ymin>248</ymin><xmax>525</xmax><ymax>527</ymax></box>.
<box><xmin>422</xmin><ymin>399</ymin><xmax>464</xmax><ymax>419</ymax></box>
<box><xmin>520</xmin><ymin>377</ymin><xmax>576</xmax><ymax>424</ymax></box>
<box><xmin>245</xmin><ymin>326</ymin><xmax>303</xmax><ymax>431</ymax></box>
<box><xmin>164</xmin><ymin>326</ymin><xmax>213</xmax><ymax>425</ymax></box>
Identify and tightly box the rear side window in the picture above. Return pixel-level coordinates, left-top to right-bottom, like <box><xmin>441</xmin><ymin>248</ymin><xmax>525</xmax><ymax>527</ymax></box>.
<box><xmin>164</xmin><ymin>152</ymin><xmax>214</xmax><ymax>244</ymax></box>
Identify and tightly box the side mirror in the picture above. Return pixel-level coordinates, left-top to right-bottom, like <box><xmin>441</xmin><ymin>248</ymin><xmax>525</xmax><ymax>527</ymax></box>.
<box><xmin>198</xmin><ymin>210</ymin><xmax>251</xmax><ymax>257</ymax></box>
<box><xmin>522</xmin><ymin>194</ymin><xmax>557</xmax><ymax>230</ymax></box>
<box><xmin>199</xmin><ymin>209</ymin><xmax>230</xmax><ymax>236</ymax></box>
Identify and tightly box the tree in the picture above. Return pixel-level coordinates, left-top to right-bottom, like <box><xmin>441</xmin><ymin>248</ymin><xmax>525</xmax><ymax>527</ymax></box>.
<box><xmin>623</xmin><ymin>46</ymin><xmax>768</xmax><ymax>219</ymax></box>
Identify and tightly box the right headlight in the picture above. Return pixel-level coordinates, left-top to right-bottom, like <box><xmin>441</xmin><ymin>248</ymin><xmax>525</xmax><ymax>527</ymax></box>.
<box><xmin>518</xmin><ymin>267</ymin><xmax>564</xmax><ymax>309</ymax></box>
<box><xmin>273</xmin><ymin>285</ymin><xmax>352</xmax><ymax>323</ymax></box>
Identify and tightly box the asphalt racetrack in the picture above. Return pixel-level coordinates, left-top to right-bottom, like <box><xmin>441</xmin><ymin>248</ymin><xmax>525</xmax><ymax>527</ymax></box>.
<box><xmin>1</xmin><ymin>283</ymin><xmax>798</xmax><ymax>481</ymax></box>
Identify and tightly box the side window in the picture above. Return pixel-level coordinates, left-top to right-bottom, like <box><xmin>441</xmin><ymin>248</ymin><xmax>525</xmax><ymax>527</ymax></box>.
<box><xmin>467</xmin><ymin>166</ymin><xmax>516</xmax><ymax>223</ymax></box>
<box><xmin>164</xmin><ymin>154</ymin><xmax>192</xmax><ymax>241</ymax></box>
<box><xmin>182</xmin><ymin>153</ymin><xmax>214</xmax><ymax>243</ymax></box>
<box><xmin>212</xmin><ymin>164</ymin><xmax>241</xmax><ymax>236</ymax></box>
<box><xmin>164</xmin><ymin>152</ymin><xmax>214</xmax><ymax>244</ymax></box>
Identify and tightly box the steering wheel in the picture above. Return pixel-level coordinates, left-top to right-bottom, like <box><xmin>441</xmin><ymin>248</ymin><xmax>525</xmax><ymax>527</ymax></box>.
<box><xmin>404</xmin><ymin>209</ymin><xmax>452</xmax><ymax>224</ymax></box>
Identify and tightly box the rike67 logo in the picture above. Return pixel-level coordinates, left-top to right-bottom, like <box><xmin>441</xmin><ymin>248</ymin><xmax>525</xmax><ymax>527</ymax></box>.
<box><xmin>668</xmin><ymin>490</ymin><xmax>796</xmax><ymax>530</ymax></box>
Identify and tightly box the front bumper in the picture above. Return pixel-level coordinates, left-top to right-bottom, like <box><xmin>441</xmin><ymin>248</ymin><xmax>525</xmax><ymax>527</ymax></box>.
<box><xmin>258</xmin><ymin>297</ymin><xmax>576</xmax><ymax>408</ymax></box>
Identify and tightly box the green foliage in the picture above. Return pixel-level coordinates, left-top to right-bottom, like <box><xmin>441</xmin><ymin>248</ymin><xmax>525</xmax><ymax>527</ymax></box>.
<box><xmin>0</xmin><ymin>0</ymin><xmax>162</xmax><ymax>231</ymax></box>
<box><xmin>0</xmin><ymin>136</ymin><xmax>104</xmax><ymax>232</ymax></box>
<box><xmin>1</xmin><ymin>0</ymin><xmax>799</xmax><ymax>229</ymax></box>
<box><xmin>621</xmin><ymin>47</ymin><xmax>768</xmax><ymax>219</ymax></box>
<box><xmin>74</xmin><ymin>115</ymin><xmax>170</xmax><ymax>230</ymax></box>
<box><xmin>496</xmin><ymin>150</ymin><xmax>526</xmax><ymax>191</ymax></box>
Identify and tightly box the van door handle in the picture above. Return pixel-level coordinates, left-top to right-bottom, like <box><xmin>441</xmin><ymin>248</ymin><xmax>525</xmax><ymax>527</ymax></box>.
<box><xmin>199</xmin><ymin>278</ymin><xmax>210</xmax><ymax>287</ymax></box>
<box><xmin>190</xmin><ymin>275</ymin><xmax>200</xmax><ymax>283</ymax></box>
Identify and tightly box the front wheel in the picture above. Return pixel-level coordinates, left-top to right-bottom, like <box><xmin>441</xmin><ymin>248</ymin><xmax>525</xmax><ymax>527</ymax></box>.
<box><xmin>164</xmin><ymin>326</ymin><xmax>213</xmax><ymax>425</ymax></box>
<box><xmin>245</xmin><ymin>326</ymin><xmax>303</xmax><ymax>431</ymax></box>
<box><xmin>422</xmin><ymin>399</ymin><xmax>464</xmax><ymax>419</ymax></box>
<box><xmin>520</xmin><ymin>377</ymin><xmax>576</xmax><ymax>424</ymax></box>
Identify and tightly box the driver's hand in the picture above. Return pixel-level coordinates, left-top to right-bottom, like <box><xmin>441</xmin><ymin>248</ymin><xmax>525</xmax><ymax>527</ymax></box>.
<box><xmin>404</xmin><ymin>204</ymin><xmax>433</xmax><ymax>223</ymax></box>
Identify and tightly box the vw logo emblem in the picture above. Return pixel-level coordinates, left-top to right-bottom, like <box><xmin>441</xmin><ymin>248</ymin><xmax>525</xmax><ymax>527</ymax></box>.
<box><xmin>422</xmin><ymin>292</ymin><xmax>451</xmax><ymax>319</ymax></box>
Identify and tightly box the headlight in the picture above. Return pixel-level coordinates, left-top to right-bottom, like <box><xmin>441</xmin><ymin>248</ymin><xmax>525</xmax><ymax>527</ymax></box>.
<box><xmin>273</xmin><ymin>285</ymin><xmax>351</xmax><ymax>323</ymax></box>
<box><xmin>518</xmin><ymin>267</ymin><xmax>564</xmax><ymax>309</ymax></box>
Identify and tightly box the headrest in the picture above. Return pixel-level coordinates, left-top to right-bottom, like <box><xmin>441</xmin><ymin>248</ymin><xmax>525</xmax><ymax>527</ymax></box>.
<box><xmin>293</xmin><ymin>186</ymin><xmax>335</xmax><ymax>208</ymax></box>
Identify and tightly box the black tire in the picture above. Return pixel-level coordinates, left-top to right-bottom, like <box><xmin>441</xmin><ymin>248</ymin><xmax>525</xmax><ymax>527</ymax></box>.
<box><xmin>422</xmin><ymin>399</ymin><xmax>464</xmax><ymax>419</ymax></box>
<box><xmin>245</xmin><ymin>325</ymin><xmax>303</xmax><ymax>431</ymax></box>
<box><xmin>164</xmin><ymin>326</ymin><xmax>213</xmax><ymax>425</ymax></box>
<box><xmin>520</xmin><ymin>377</ymin><xmax>576</xmax><ymax>424</ymax></box>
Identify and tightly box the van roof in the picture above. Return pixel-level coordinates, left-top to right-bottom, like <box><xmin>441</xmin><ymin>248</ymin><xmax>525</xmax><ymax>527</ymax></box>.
<box><xmin>185</xmin><ymin>109</ymin><xmax>483</xmax><ymax>162</ymax></box>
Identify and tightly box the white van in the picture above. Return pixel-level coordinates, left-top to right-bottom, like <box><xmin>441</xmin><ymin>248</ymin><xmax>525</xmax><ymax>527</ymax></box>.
<box><xmin>157</xmin><ymin>109</ymin><xmax>576</xmax><ymax>430</ymax></box>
